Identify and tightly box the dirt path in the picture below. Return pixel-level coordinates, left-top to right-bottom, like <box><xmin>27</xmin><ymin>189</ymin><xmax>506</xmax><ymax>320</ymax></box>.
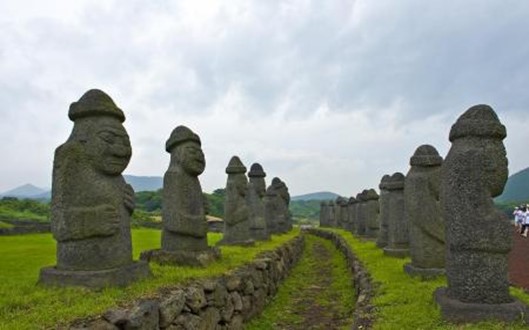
<box><xmin>247</xmin><ymin>235</ymin><xmax>354</xmax><ymax>330</ymax></box>
<box><xmin>509</xmin><ymin>228</ymin><xmax>529</xmax><ymax>290</ymax></box>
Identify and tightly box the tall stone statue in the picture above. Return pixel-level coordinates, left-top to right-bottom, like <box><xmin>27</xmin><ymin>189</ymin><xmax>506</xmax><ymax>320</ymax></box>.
<box><xmin>327</xmin><ymin>200</ymin><xmax>336</xmax><ymax>228</ymax></box>
<box><xmin>266</xmin><ymin>177</ymin><xmax>291</xmax><ymax>234</ymax></box>
<box><xmin>376</xmin><ymin>175</ymin><xmax>391</xmax><ymax>248</ymax></box>
<box><xmin>319</xmin><ymin>201</ymin><xmax>329</xmax><ymax>227</ymax></box>
<box><xmin>218</xmin><ymin>156</ymin><xmax>254</xmax><ymax>245</ymax></box>
<box><xmin>347</xmin><ymin>197</ymin><xmax>357</xmax><ymax>232</ymax></box>
<box><xmin>383</xmin><ymin>172</ymin><xmax>409</xmax><ymax>257</ymax></box>
<box><xmin>403</xmin><ymin>145</ymin><xmax>444</xmax><ymax>278</ymax></box>
<box><xmin>140</xmin><ymin>126</ymin><xmax>220</xmax><ymax>266</ymax></box>
<box><xmin>39</xmin><ymin>89</ymin><xmax>151</xmax><ymax>288</ymax></box>
<box><xmin>355</xmin><ymin>191</ymin><xmax>368</xmax><ymax>236</ymax></box>
<box><xmin>247</xmin><ymin>163</ymin><xmax>269</xmax><ymax>240</ymax></box>
<box><xmin>364</xmin><ymin>189</ymin><xmax>380</xmax><ymax>239</ymax></box>
<box><xmin>435</xmin><ymin>105</ymin><xmax>527</xmax><ymax>323</ymax></box>
<box><xmin>335</xmin><ymin>197</ymin><xmax>346</xmax><ymax>229</ymax></box>
<box><xmin>278</xmin><ymin>178</ymin><xmax>293</xmax><ymax>232</ymax></box>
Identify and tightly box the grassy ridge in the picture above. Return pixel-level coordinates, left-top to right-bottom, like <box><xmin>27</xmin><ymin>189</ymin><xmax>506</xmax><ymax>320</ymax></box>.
<box><xmin>326</xmin><ymin>228</ymin><xmax>529</xmax><ymax>330</ymax></box>
<box><xmin>0</xmin><ymin>228</ymin><xmax>300</xmax><ymax>330</ymax></box>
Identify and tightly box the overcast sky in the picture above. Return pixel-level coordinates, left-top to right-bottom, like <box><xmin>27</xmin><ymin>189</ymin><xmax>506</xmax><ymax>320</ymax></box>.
<box><xmin>1</xmin><ymin>0</ymin><xmax>529</xmax><ymax>196</ymax></box>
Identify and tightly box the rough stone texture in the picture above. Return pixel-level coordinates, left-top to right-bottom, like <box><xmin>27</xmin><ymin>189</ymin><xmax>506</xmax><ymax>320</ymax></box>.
<box><xmin>334</xmin><ymin>197</ymin><xmax>345</xmax><ymax>229</ymax></box>
<box><xmin>348</xmin><ymin>198</ymin><xmax>358</xmax><ymax>233</ymax></box>
<box><xmin>435</xmin><ymin>105</ymin><xmax>527</xmax><ymax>323</ymax></box>
<box><xmin>383</xmin><ymin>172</ymin><xmax>409</xmax><ymax>258</ymax></box>
<box><xmin>344</xmin><ymin>197</ymin><xmax>356</xmax><ymax>232</ymax></box>
<box><xmin>355</xmin><ymin>191</ymin><xmax>368</xmax><ymax>236</ymax></box>
<box><xmin>264</xmin><ymin>177</ymin><xmax>291</xmax><ymax>234</ymax></box>
<box><xmin>404</xmin><ymin>145</ymin><xmax>445</xmax><ymax>278</ymax></box>
<box><xmin>376</xmin><ymin>175</ymin><xmax>391</xmax><ymax>248</ymax></box>
<box><xmin>39</xmin><ymin>89</ymin><xmax>150</xmax><ymax>289</ymax></box>
<box><xmin>327</xmin><ymin>200</ymin><xmax>336</xmax><ymax>228</ymax></box>
<box><xmin>364</xmin><ymin>189</ymin><xmax>380</xmax><ymax>239</ymax></box>
<box><xmin>141</xmin><ymin>126</ymin><xmax>220</xmax><ymax>267</ymax></box>
<box><xmin>218</xmin><ymin>156</ymin><xmax>254</xmax><ymax>246</ymax></box>
<box><xmin>247</xmin><ymin>163</ymin><xmax>270</xmax><ymax>241</ymax></box>
<box><xmin>319</xmin><ymin>201</ymin><xmax>328</xmax><ymax>227</ymax></box>
<box><xmin>69</xmin><ymin>236</ymin><xmax>305</xmax><ymax>329</ymax></box>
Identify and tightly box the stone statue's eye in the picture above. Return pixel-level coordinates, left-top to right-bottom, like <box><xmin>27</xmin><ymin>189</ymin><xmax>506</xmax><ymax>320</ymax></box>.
<box><xmin>98</xmin><ymin>131</ymin><xmax>115</xmax><ymax>144</ymax></box>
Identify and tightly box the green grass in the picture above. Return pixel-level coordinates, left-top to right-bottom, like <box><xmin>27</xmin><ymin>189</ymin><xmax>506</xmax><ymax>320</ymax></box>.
<box><xmin>247</xmin><ymin>235</ymin><xmax>355</xmax><ymax>329</ymax></box>
<box><xmin>325</xmin><ymin>228</ymin><xmax>529</xmax><ymax>330</ymax></box>
<box><xmin>0</xmin><ymin>228</ymin><xmax>300</xmax><ymax>329</ymax></box>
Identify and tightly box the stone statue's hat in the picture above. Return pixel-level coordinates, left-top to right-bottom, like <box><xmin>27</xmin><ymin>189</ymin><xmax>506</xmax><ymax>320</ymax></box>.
<box><xmin>248</xmin><ymin>163</ymin><xmax>266</xmax><ymax>178</ymax></box>
<box><xmin>336</xmin><ymin>196</ymin><xmax>347</xmax><ymax>205</ymax></box>
<box><xmin>166</xmin><ymin>125</ymin><xmax>201</xmax><ymax>152</ymax></box>
<box><xmin>226</xmin><ymin>156</ymin><xmax>247</xmax><ymax>174</ymax></box>
<box><xmin>69</xmin><ymin>89</ymin><xmax>125</xmax><ymax>122</ymax></box>
<box><xmin>386</xmin><ymin>172</ymin><xmax>405</xmax><ymax>191</ymax></box>
<box><xmin>449</xmin><ymin>104</ymin><xmax>506</xmax><ymax>142</ymax></box>
<box><xmin>271</xmin><ymin>177</ymin><xmax>282</xmax><ymax>186</ymax></box>
<box><xmin>379</xmin><ymin>174</ymin><xmax>391</xmax><ymax>190</ymax></box>
<box><xmin>410</xmin><ymin>144</ymin><xmax>443</xmax><ymax>167</ymax></box>
<box><xmin>348</xmin><ymin>196</ymin><xmax>357</xmax><ymax>204</ymax></box>
<box><xmin>366</xmin><ymin>188</ymin><xmax>379</xmax><ymax>200</ymax></box>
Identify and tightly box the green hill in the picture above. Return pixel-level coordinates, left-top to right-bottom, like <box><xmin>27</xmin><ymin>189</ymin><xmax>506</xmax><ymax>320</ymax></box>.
<box><xmin>496</xmin><ymin>167</ymin><xmax>529</xmax><ymax>202</ymax></box>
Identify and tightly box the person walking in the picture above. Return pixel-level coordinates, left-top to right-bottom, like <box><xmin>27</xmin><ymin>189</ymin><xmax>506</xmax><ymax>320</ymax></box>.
<box><xmin>521</xmin><ymin>206</ymin><xmax>529</xmax><ymax>237</ymax></box>
<box><xmin>514</xmin><ymin>206</ymin><xmax>524</xmax><ymax>233</ymax></box>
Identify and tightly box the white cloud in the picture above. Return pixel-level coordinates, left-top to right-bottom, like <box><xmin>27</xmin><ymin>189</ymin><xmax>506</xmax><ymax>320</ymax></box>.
<box><xmin>1</xmin><ymin>0</ymin><xmax>529</xmax><ymax>197</ymax></box>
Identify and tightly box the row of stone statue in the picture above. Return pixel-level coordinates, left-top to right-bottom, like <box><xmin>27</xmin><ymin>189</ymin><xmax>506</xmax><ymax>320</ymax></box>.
<box><xmin>320</xmin><ymin>105</ymin><xmax>527</xmax><ymax>323</ymax></box>
<box><xmin>38</xmin><ymin>89</ymin><xmax>292</xmax><ymax>290</ymax></box>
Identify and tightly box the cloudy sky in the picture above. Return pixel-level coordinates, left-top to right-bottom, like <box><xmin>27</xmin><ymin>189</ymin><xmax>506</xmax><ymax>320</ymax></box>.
<box><xmin>1</xmin><ymin>0</ymin><xmax>529</xmax><ymax>196</ymax></box>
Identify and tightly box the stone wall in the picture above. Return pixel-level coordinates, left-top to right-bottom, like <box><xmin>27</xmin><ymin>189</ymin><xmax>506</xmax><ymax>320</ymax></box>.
<box><xmin>306</xmin><ymin>229</ymin><xmax>375</xmax><ymax>329</ymax></box>
<box><xmin>0</xmin><ymin>219</ymin><xmax>50</xmax><ymax>235</ymax></box>
<box><xmin>70</xmin><ymin>235</ymin><xmax>304</xmax><ymax>330</ymax></box>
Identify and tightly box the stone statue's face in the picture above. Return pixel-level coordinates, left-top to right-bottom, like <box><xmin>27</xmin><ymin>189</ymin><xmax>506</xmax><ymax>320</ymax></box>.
<box><xmin>484</xmin><ymin>142</ymin><xmax>508</xmax><ymax>197</ymax></box>
<box><xmin>84</xmin><ymin>119</ymin><xmax>131</xmax><ymax>176</ymax></box>
<box><xmin>177</xmin><ymin>141</ymin><xmax>205</xmax><ymax>176</ymax></box>
<box><xmin>251</xmin><ymin>178</ymin><xmax>266</xmax><ymax>197</ymax></box>
<box><xmin>235</xmin><ymin>175</ymin><xmax>248</xmax><ymax>197</ymax></box>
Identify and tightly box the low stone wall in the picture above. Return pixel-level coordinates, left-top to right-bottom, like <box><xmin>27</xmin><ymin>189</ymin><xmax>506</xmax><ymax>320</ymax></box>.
<box><xmin>306</xmin><ymin>228</ymin><xmax>376</xmax><ymax>329</ymax></box>
<box><xmin>0</xmin><ymin>219</ymin><xmax>50</xmax><ymax>235</ymax></box>
<box><xmin>70</xmin><ymin>235</ymin><xmax>304</xmax><ymax>330</ymax></box>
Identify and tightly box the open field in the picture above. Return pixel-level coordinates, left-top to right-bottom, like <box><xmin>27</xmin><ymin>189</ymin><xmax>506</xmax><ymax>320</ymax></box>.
<box><xmin>0</xmin><ymin>228</ymin><xmax>300</xmax><ymax>329</ymax></box>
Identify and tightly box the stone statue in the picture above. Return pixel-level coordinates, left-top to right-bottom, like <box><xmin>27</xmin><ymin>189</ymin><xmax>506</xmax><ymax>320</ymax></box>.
<box><xmin>383</xmin><ymin>172</ymin><xmax>409</xmax><ymax>257</ymax></box>
<box><xmin>140</xmin><ymin>126</ymin><xmax>220</xmax><ymax>266</ymax></box>
<box><xmin>218</xmin><ymin>156</ymin><xmax>254</xmax><ymax>245</ymax></box>
<box><xmin>319</xmin><ymin>201</ymin><xmax>328</xmax><ymax>227</ymax></box>
<box><xmin>327</xmin><ymin>200</ymin><xmax>336</xmax><ymax>228</ymax></box>
<box><xmin>277</xmin><ymin>178</ymin><xmax>293</xmax><ymax>232</ymax></box>
<box><xmin>39</xmin><ymin>89</ymin><xmax>150</xmax><ymax>288</ymax></box>
<box><xmin>434</xmin><ymin>105</ymin><xmax>527</xmax><ymax>323</ymax></box>
<box><xmin>364</xmin><ymin>189</ymin><xmax>380</xmax><ymax>239</ymax></box>
<box><xmin>355</xmin><ymin>191</ymin><xmax>368</xmax><ymax>236</ymax></box>
<box><xmin>247</xmin><ymin>163</ymin><xmax>269</xmax><ymax>240</ymax></box>
<box><xmin>265</xmin><ymin>177</ymin><xmax>291</xmax><ymax>234</ymax></box>
<box><xmin>403</xmin><ymin>145</ymin><xmax>444</xmax><ymax>278</ymax></box>
<box><xmin>376</xmin><ymin>175</ymin><xmax>391</xmax><ymax>248</ymax></box>
<box><xmin>347</xmin><ymin>197</ymin><xmax>357</xmax><ymax>233</ymax></box>
<box><xmin>334</xmin><ymin>197</ymin><xmax>345</xmax><ymax>229</ymax></box>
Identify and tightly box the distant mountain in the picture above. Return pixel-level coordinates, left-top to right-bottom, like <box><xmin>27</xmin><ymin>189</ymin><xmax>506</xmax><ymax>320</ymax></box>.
<box><xmin>496</xmin><ymin>167</ymin><xmax>529</xmax><ymax>202</ymax></box>
<box><xmin>124</xmin><ymin>175</ymin><xmax>163</xmax><ymax>192</ymax></box>
<box><xmin>0</xmin><ymin>184</ymin><xmax>47</xmax><ymax>198</ymax></box>
<box><xmin>291</xmin><ymin>191</ymin><xmax>340</xmax><ymax>201</ymax></box>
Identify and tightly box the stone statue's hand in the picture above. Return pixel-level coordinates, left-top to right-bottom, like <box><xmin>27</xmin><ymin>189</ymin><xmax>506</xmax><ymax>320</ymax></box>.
<box><xmin>99</xmin><ymin>204</ymin><xmax>121</xmax><ymax>235</ymax></box>
<box><xmin>123</xmin><ymin>184</ymin><xmax>135</xmax><ymax>214</ymax></box>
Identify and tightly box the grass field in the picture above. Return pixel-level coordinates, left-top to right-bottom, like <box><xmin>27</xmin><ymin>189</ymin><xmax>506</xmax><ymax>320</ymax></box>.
<box><xmin>0</xmin><ymin>228</ymin><xmax>300</xmax><ymax>329</ymax></box>
<box><xmin>326</xmin><ymin>228</ymin><xmax>529</xmax><ymax>330</ymax></box>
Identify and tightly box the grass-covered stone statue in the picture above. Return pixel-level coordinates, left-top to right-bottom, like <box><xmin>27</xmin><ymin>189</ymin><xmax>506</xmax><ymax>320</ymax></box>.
<box><xmin>140</xmin><ymin>125</ymin><xmax>220</xmax><ymax>266</ymax></box>
<box><xmin>247</xmin><ymin>163</ymin><xmax>270</xmax><ymax>241</ymax></box>
<box><xmin>39</xmin><ymin>89</ymin><xmax>151</xmax><ymax>289</ymax></box>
